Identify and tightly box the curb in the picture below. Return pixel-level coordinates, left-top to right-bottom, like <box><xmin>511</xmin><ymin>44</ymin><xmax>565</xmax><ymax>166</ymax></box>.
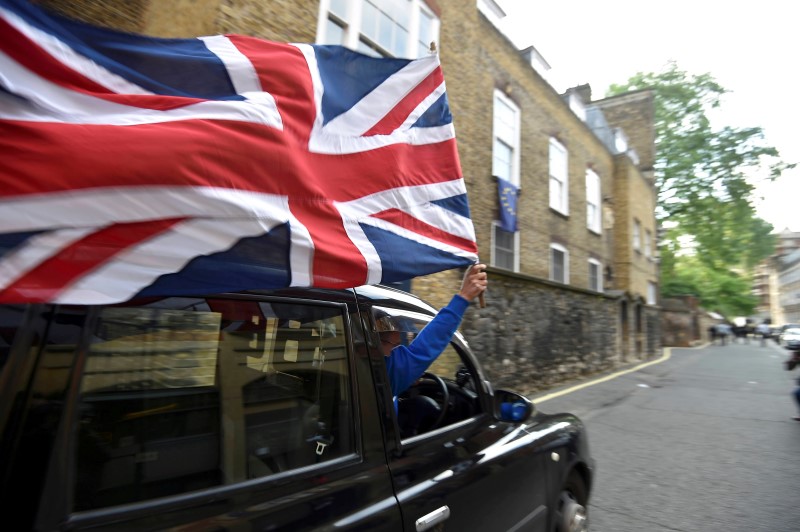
<box><xmin>531</xmin><ymin>347</ymin><xmax>673</xmax><ymax>404</ymax></box>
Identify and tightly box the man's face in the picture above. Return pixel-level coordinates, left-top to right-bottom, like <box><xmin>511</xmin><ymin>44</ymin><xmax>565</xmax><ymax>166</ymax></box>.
<box><xmin>379</xmin><ymin>331</ymin><xmax>401</xmax><ymax>357</ymax></box>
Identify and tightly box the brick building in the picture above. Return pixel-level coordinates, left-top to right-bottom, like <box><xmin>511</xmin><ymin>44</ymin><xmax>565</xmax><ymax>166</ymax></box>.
<box><xmin>36</xmin><ymin>0</ymin><xmax>661</xmax><ymax>392</ymax></box>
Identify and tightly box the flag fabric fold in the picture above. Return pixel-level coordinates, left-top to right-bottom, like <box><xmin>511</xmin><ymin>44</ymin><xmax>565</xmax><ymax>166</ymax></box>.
<box><xmin>497</xmin><ymin>177</ymin><xmax>519</xmax><ymax>233</ymax></box>
<box><xmin>0</xmin><ymin>0</ymin><xmax>478</xmax><ymax>304</ymax></box>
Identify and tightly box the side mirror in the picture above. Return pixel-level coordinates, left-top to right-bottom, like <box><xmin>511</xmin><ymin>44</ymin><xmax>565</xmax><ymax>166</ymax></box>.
<box><xmin>494</xmin><ymin>389</ymin><xmax>534</xmax><ymax>423</ymax></box>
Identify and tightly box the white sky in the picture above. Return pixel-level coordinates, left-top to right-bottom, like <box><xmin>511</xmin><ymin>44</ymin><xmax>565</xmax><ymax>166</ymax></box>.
<box><xmin>497</xmin><ymin>0</ymin><xmax>800</xmax><ymax>232</ymax></box>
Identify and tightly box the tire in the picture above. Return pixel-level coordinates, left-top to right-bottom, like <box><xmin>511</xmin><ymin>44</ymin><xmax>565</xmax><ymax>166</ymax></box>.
<box><xmin>552</xmin><ymin>473</ymin><xmax>589</xmax><ymax>532</ymax></box>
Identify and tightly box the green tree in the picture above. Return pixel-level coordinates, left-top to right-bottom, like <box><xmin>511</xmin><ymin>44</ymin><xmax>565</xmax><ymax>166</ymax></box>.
<box><xmin>607</xmin><ymin>62</ymin><xmax>791</xmax><ymax>315</ymax></box>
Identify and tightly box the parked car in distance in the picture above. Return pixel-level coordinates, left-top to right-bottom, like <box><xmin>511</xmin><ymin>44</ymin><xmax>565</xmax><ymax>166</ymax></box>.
<box><xmin>780</xmin><ymin>327</ymin><xmax>800</xmax><ymax>351</ymax></box>
<box><xmin>0</xmin><ymin>285</ymin><xmax>593</xmax><ymax>531</ymax></box>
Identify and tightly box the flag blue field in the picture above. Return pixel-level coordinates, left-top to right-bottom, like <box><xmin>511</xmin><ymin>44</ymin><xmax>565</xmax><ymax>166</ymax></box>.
<box><xmin>0</xmin><ymin>0</ymin><xmax>478</xmax><ymax>304</ymax></box>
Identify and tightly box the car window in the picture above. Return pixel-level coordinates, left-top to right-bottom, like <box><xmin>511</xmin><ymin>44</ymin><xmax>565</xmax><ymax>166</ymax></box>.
<box><xmin>73</xmin><ymin>296</ymin><xmax>355</xmax><ymax>512</ymax></box>
<box><xmin>371</xmin><ymin>306</ymin><xmax>483</xmax><ymax>439</ymax></box>
<box><xmin>0</xmin><ymin>305</ymin><xmax>27</xmax><ymax>374</ymax></box>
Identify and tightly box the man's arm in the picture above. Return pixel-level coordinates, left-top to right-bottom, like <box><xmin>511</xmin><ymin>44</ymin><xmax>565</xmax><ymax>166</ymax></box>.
<box><xmin>385</xmin><ymin>264</ymin><xmax>487</xmax><ymax>396</ymax></box>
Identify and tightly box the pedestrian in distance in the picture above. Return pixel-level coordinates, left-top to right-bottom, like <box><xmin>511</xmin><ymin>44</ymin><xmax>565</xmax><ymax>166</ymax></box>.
<box><xmin>755</xmin><ymin>322</ymin><xmax>771</xmax><ymax>347</ymax></box>
<box><xmin>715</xmin><ymin>322</ymin><xmax>732</xmax><ymax>345</ymax></box>
<box><xmin>784</xmin><ymin>350</ymin><xmax>800</xmax><ymax>420</ymax></box>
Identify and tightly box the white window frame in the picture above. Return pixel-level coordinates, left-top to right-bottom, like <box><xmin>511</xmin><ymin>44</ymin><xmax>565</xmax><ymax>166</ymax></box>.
<box><xmin>585</xmin><ymin>168</ymin><xmax>601</xmax><ymax>234</ymax></box>
<box><xmin>549</xmin><ymin>138</ymin><xmax>568</xmax><ymax>215</ymax></box>
<box><xmin>644</xmin><ymin>230</ymin><xmax>652</xmax><ymax>258</ymax></box>
<box><xmin>491</xmin><ymin>221</ymin><xmax>520</xmax><ymax>272</ymax></box>
<box><xmin>316</xmin><ymin>0</ymin><xmax>440</xmax><ymax>59</ymax></box>
<box><xmin>549</xmin><ymin>243</ymin><xmax>569</xmax><ymax>284</ymax></box>
<box><xmin>633</xmin><ymin>219</ymin><xmax>641</xmax><ymax>252</ymax></box>
<box><xmin>588</xmin><ymin>258</ymin><xmax>603</xmax><ymax>293</ymax></box>
<box><xmin>492</xmin><ymin>89</ymin><xmax>521</xmax><ymax>187</ymax></box>
<box><xmin>647</xmin><ymin>281</ymin><xmax>658</xmax><ymax>305</ymax></box>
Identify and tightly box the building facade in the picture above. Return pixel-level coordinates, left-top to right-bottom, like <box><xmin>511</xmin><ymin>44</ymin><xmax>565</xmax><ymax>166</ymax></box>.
<box><xmin>37</xmin><ymin>0</ymin><xmax>661</xmax><ymax>392</ymax></box>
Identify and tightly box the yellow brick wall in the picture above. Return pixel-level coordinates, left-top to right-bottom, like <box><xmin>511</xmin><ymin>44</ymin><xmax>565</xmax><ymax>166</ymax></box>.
<box><xmin>436</xmin><ymin>2</ymin><xmax>617</xmax><ymax>290</ymax></box>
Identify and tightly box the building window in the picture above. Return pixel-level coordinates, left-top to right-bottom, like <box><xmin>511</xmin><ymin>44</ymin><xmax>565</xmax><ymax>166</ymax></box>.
<box><xmin>493</xmin><ymin>89</ymin><xmax>521</xmax><ymax>187</ymax></box>
<box><xmin>588</xmin><ymin>259</ymin><xmax>602</xmax><ymax>292</ymax></box>
<box><xmin>550</xmin><ymin>243</ymin><xmax>569</xmax><ymax>284</ymax></box>
<box><xmin>549</xmin><ymin>138</ymin><xmax>568</xmax><ymax>215</ymax></box>
<box><xmin>644</xmin><ymin>230</ymin><xmax>652</xmax><ymax>258</ymax></box>
<box><xmin>586</xmin><ymin>168</ymin><xmax>601</xmax><ymax>234</ymax></box>
<box><xmin>633</xmin><ymin>219</ymin><xmax>641</xmax><ymax>252</ymax></box>
<box><xmin>492</xmin><ymin>221</ymin><xmax>519</xmax><ymax>271</ymax></box>
<box><xmin>647</xmin><ymin>281</ymin><xmax>658</xmax><ymax>305</ymax></box>
<box><xmin>317</xmin><ymin>0</ymin><xmax>439</xmax><ymax>59</ymax></box>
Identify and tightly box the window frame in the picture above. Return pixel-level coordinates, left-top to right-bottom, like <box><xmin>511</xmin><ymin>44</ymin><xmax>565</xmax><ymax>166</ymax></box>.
<box><xmin>585</xmin><ymin>168</ymin><xmax>601</xmax><ymax>234</ymax></box>
<box><xmin>316</xmin><ymin>0</ymin><xmax>440</xmax><ymax>59</ymax></box>
<box><xmin>549</xmin><ymin>138</ymin><xmax>569</xmax><ymax>215</ymax></box>
<box><xmin>491</xmin><ymin>220</ymin><xmax>520</xmax><ymax>272</ymax></box>
<box><xmin>647</xmin><ymin>281</ymin><xmax>658</xmax><ymax>305</ymax></box>
<box><xmin>588</xmin><ymin>258</ymin><xmax>603</xmax><ymax>293</ymax></box>
<box><xmin>633</xmin><ymin>219</ymin><xmax>642</xmax><ymax>252</ymax></box>
<box><xmin>492</xmin><ymin>89</ymin><xmax>521</xmax><ymax>188</ymax></box>
<box><xmin>549</xmin><ymin>243</ymin><xmax>569</xmax><ymax>284</ymax></box>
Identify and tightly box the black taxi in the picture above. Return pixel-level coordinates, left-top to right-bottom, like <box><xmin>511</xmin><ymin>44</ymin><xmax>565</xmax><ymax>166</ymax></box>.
<box><xmin>0</xmin><ymin>285</ymin><xmax>592</xmax><ymax>531</ymax></box>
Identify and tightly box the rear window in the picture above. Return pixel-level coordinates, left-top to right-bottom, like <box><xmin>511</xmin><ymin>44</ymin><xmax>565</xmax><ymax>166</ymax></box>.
<box><xmin>73</xmin><ymin>296</ymin><xmax>356</xmax><ymax>511</ymax></box>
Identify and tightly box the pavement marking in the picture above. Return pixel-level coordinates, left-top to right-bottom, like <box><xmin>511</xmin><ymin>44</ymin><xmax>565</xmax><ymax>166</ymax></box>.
<box><xmin>533</xmin><ymin>347</ymin><xmax>672</xmax><ymax>403</ymax></box>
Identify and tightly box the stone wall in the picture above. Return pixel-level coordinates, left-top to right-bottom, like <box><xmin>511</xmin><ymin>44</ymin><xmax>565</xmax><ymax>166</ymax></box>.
<box><xmin>452</xmin><ymin>268</ymin><xmax>624</xmax><ymax>396</ymax></box>
<box><xmin>661</xmin><ymin>296</ymin><xmax>719</xmax><ymax>347</ymax></box>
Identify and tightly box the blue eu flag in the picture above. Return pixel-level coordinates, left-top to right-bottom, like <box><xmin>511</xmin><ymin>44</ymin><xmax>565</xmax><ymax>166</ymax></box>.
<box><xmin>497</xmin><ymin>177</ymin><xmax>519</xmax><ymax>232</ymax></box>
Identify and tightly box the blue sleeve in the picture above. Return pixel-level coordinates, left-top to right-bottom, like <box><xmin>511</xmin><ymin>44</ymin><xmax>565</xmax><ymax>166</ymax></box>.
<box><xmin>385</xmin><ymin>295</ymin><xmax>469</xmax><ymax>396</ymax></box>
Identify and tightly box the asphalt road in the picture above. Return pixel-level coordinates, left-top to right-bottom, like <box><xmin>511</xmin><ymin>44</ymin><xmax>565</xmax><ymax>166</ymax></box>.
<box><xmin>530</xmin><ymin>339</ymin><xmax>800</xmax><ymax>531</ymax></box>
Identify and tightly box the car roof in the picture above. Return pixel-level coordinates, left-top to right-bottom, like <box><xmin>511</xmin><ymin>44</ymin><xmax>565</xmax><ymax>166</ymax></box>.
<box><xmin>238</xmin><ymin>284</ymin><xmax>438</xmax><ymax>316</ymax></box>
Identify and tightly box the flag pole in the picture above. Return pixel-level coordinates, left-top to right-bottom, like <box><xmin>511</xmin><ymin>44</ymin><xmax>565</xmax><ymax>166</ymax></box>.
<box><xmin>476</xmin><ymin>259</ymin><xmax>486</xmax><ymax>308</ymax></box>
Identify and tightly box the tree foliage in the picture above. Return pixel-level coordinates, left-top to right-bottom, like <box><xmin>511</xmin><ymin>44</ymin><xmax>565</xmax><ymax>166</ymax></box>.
<box><xmin>607</xmin><ymin>62</ymin><xmax>791</xmax><ymax>317</ymax></box>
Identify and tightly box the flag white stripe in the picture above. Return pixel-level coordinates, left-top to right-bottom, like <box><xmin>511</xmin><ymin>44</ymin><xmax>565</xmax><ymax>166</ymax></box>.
<box><xmin>321</xmin><ymin>54</ymin><xmax>440</xmax><ymax>137</ymax></box>
<box><xmin>0</xmin><ymin>186</ymin><xmax>293</xmax><ymax>233</ymax></box>
<box><xmin>287</xmin><ymin>212</ymin><xmax>314</xmax><ymax>287</ymax></box>
<box><xmin>295</xmin><ymin>43</ymin><xmax>455</xmax><ymax>155</ymax></box>
<box><xmin>0</xmin><ymin>227</ymin><xmax>96</xmax><ymax>290</ymax></box>
<box><xmin>0</xmin><ymin>51</ymin><xmax>282</xmax><ymax>127</ymax></box>
<box><xmin>358</xmin><ymin>216</ymin><xmax>478</xmax><ymax>260</ymax></box>
<box><xmin>307</xmin><ymin>123</ymin><xmax>455</xmax><ymax>154</ymax></box>
<box><xmin>199</xmin><ymin>35</ymin><xmax>262</xmax><ymax>94</ymax></box>
<box><xmin>338</xmin><ymin>181</ymin><xmax>476</xmax><ymax>241</ymax></box>
<box><xmin>398</xmin><ymin>80</ymin><xmax>447</xmax><ymax>131</ymax></box>
<box><xmin>0</xmin><ymin>5</ymin><xmax>152</xmax><ymax>95</ymax></box>
<box><xmin>54</xmin><ymin>218</ymin><xmax>280</xmax><ymax>304</ymax></box>
<box><xmin>336</xmin><ymin>204</ymin><xmax>383</xmax><ymax>285</ymax></box>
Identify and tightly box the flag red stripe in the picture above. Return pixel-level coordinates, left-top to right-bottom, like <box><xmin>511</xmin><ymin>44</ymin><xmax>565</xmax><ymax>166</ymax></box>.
<box><xmin>0</xmin><ymin>17</ymin><xmax>205</xmax><ymax>110</ymax></box>
<box><xmin>0</xmin><ymin>120</ymin><xmax>463</xmax><ymax>201</ymax></box>
<box><xmin>229</xmin><ymin>36</ymin><xmax>316</xmax><ymax>144</ymax></box>
<box><xmin>0</xmin><ymin>218</ymin><xmax>184</xmax><ymax>303</ymax></box>
<box><xmin>371</xmin><ymin>208</ymin><xmax>476</xmax><ymax>252</ymax></box>
<box><xmin>289</xmin><ymin>199</ymin><xmax>368</xmax><ymax>287</ymax></box>
<box><xmin>363</xmin><ymin>68</ymin><xmax>445</xmax><ymax>136</ymax></box>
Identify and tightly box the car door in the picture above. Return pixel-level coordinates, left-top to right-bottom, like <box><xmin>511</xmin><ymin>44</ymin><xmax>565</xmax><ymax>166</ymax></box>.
<box><xmin>0</xmin><ymin>292</ymin><xmax>404</xmax><ymax>531</ymax></box>
<box><xmin>364</xmin><ymin>305</ymin><xmax>552</xmax><ymax>531</ymax></box>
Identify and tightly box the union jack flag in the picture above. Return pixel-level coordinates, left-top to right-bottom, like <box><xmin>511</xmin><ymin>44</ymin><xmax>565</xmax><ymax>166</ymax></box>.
<box><xmin>0</xmin><ymin>0</ymin><xmax>478</xmax><ymax>304</ymax></box>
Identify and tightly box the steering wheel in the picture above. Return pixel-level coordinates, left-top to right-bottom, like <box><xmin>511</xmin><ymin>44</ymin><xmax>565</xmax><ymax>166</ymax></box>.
<box><xmin>418</xmin><ymin>372</ymin><xmax>450</xmax><ymax>430</ymax></box>
<box><xmin>398</xmin><ymin>372</ymin><xmax>451</xmax><ymax>436</ymax></box>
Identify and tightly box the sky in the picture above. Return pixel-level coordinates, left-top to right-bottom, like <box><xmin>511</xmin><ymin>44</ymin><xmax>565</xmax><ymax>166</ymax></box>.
<box><xmin>496</xmin><ymin>0</ymin><xmax>800</xmax><ymax>232</ymax></box>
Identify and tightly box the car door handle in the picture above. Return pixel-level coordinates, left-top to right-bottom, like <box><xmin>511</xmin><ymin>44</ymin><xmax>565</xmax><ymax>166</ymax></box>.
<box><xmin>416</xmin><ymin>505</ymin><xmax>450</xmax><ymax>532</ymax></box>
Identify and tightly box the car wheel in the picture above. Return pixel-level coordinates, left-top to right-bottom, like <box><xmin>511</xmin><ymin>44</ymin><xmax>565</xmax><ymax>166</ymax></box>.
<box><xmin>553</xmin><ymin>473</ymin><xmax>588</xmax><ymax>532</ymax></box>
